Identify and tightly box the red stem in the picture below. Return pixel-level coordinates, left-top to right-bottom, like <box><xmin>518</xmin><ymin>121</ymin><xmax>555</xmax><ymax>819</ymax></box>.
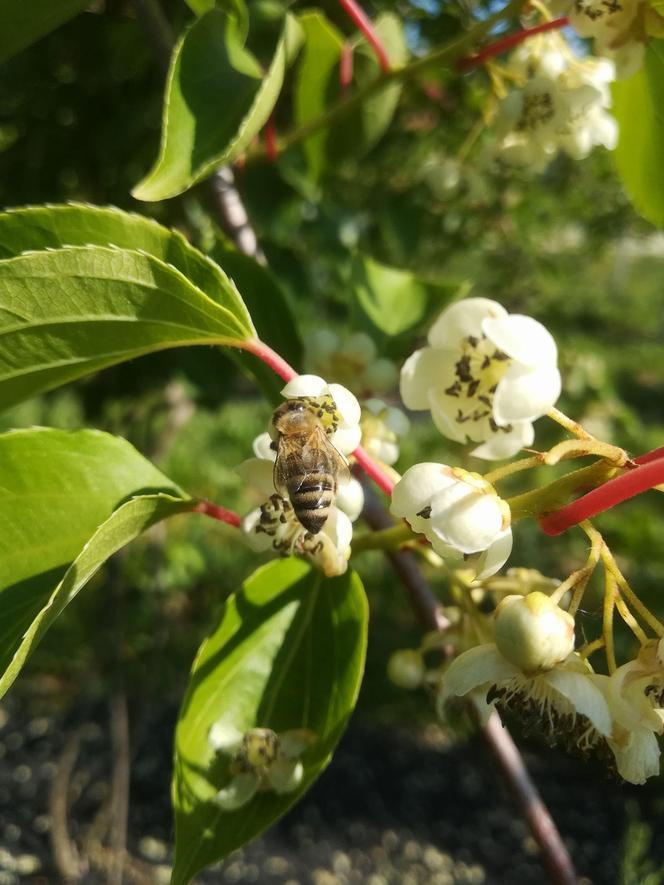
<box><xmin>457</xmin><ymin>17</ymin><xmax>569</xmax><ymax>71</ymax></box>
<box><xmin>194</xmin><ymin>499</ymin><xmax>242</xmax><ymax>527</ymax></box>
<box><xmin>340</xmin><ymin>41</ymin><xmax>354</xmax><ymax>93</ymax></box>
<box><xmin>353</xmin><ymin>446</ymin><xmax>395</xmax><ymax>496</ymax></box>
<box><xmin>338</xmin><ymin>0</ymin><xmax>391</xmax><ymax>72</ymax></box>
<box><xmin>539</xmin><ymin>455</ymin><xmax>664</xmax><ymax>536</ymax></box>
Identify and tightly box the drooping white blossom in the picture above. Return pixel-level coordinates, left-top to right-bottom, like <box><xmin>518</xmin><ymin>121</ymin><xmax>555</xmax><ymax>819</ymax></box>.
<box><xmin>209</xmin><ymin>721</ymin><xmax>315</xmax><ymax>810</ymax></box>
<box><xmin>390</xmin><ymin>462</ymin><xmax>513</xmax><ymax>579</ymax></box>
<box><xmin>238</xmin><ymin>457</ymin><xmax>355</xmax><ymax>577</ymax></box>
<box><xmin>278</xmin><ymin>374</ymin><xmax>362</xmax><ymax>455</ymax></box>
<box><xmin>303</xmin><ymin>330</ymin><xmax>398</xmax><ymax>396</ymax></box>
<box><xmin>492</xmin><ymin>31</ymin><xmax>618</xmax><ymax>169</ymax></box>
<box><xmin>493</xmin><ymin>591</ymin><xmax>575</xmax><ymax>673</ymax></box>
<box><xmin>400</xmin><ymin>298</ymin><xmax>561</xmax><ymax>459</ymax></box>
<box><xmin>360</xmin><ymin>398</ymin><xmax>411</xmax><ymax>466</ymax></box>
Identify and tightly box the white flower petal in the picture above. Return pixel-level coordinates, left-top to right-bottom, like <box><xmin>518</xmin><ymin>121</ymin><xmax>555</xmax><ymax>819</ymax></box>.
<box><xmin>428</xmin><ymin>298</ymin><xmax>507</xmax><ymax>349</ymax></box>
<box><xmin>268</xmin><ymin>758</ymin><xmax>304</xmax><ymax>794</ymax></box>
<box><xmin>328</xmin><ymin>383</ymin><xmax>361</xmax><ymax>427</ymax></box>
<box><xmin>400</xmin><ymin>347</ymin><xmax>456</xmax><ymax>411</ymax></box>
<box><xmin>428</xmin><ymin>389</ymin><xmax>471</xmax><ymax>444</ymax></box>
<box><xmin>610</xmin><ymin>728</ymin><xmax>661</xmax><ymax>785</ymax></box>
<box><xmin>322</xmin><ymin>506</ymin><xmax>353</xmax><ymax>552</ymax></box>
<box><xmin>208</xmin><ymin>721</ymin><xmax>244</xmax><ymax>753</ymax></box>
<box><xmin>482</xmin><ymin>314</ymin><xmax>557</xmax><ymax>368</ymax></box>
<box><xmin>236</xmin><ymin>458</ymin><xmax>275</xmax><ymax>496</ymax></box>
<box><xmin>545</xmin><ymin>669</ymin><xmax>612</xmax><ymax>736</ymax></box>
<box><xmin>390</xmin><ymin>463</ymin><xmax>456</xmax><ymax>532</ymax></box>
<box><xmin>279</xmin><ymin>729</ymin><xmax>316</xmax><ymax>757</ymax></box>
<box><xmin>332</xmin><ymin>424</ymin><xmax>362</xmax><ymax>455</ymax></box>
<box><xmin>471</xmin><ymin>422</ymin><xmax>535</xmax><ymax>460</ymax></box>
<box><xmin>468</xmin><ymin>528</ymin><xmax>513</xmax><ymax>580</ymax></box>
<box><xmin>253</xmin><ymin>431</ymin><xmax>276</xmax><ymax>462</ymax></box>
<box><xmin>281</xmin><ymin>374</ymin><xmax>328</xmax><ymax>398</ymax></box>
<box><xmin>440</xmin><ymin>645</ymin><xmax>521</xmax><ymax>702</ymax></box>
<box><xmin>214</xmin><ymin>772</ymin><xmax>260</xmax><ymax>810</ymax></box>
<box><xmin>335</xmin><ymin>477</ymin><xmax>364</xmax><ymax>522</ymax></box>
<box><xmin>429</xmin><ymin>485</ymin><xmax>504</xmax><ymax>553</ymax></box>
<box><xmin>493</xmin><ymin>364</ymin><xmax>561</xmax><ymax>424</ymax></box>
<box><xmin>242</xmin><ymin>508</ymin><xmax>274</xmax><ymax>552</ymax></box>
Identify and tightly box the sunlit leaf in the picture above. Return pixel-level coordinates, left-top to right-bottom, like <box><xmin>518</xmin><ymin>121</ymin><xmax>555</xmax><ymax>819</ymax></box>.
<box><xmin>0</xmin><ymin>428</ymin><xmax>198</xmax><ymax>697</ymax></box>
<box><xmin>133</xmin><ymin>6</ymin><xmax>302</xmax><ymax>201</ymax></box>
<box><xmin>612</xmin><ymin>40</ymin><xmax>664</xmax><ymax>228</ymax></box>
<box><xmin>172</xmin><ymin>559</ymin><xmax>368</xmax><ymax>885</ymax></box>
<box><xmin>352</xmin><ymin>254</ymin><xmax>428</xmax><ymax>336</ymax></box>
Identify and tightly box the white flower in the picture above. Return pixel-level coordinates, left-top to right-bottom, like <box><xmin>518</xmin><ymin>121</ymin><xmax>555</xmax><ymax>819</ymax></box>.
<box><xmin>209</xmin><ymin>721</ymin><xmax>315</xmax><ymax>810</ymax></box>
<box><xmin>438</xmin><ymin>646</ymin><xmax>613</xmax><ymax>746</ymax></box>
<box><xmin>492</xmin><ymin>32</ymin><xmax>618</xmax><ymax>167</ymax></box>
<box><xmin>238</xmin><ymin>457</ymin><xmax>354</xmax><ymax>577</ymax></box>
<box><xmin>493</xmin><ymin>592</ymin><xmax>575</xmax><ymax>673</ymax></box>
<box><xmin>390</xmin><ymin>462</ymin><xmax>512</xmax><ymax>579</ymax></box>
<box><xmin>567</xmin><ymin>0</ymin><xmax>659</xmax><ymax>78</ymax></box>
<box><xmin>360</xmin><ymin>398</ymin><xmax>411</xmax><ymax>466</ymax></box>
<box><xmin>400</xmin><ymin>298</ymin><xmax>561</xmax><ymax>460</ymax></box>
<box><xmin>303</xmin><ymin>330</ymin><xmax>398</xmax><ymax>396</ymax></box>
<box><xmin>279</xmin><ymin>374</ymin><xmax>362</xmax><ymax>455</ymax></box>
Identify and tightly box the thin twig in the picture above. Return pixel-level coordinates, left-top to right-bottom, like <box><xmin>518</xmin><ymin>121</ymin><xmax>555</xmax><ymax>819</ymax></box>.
<box><xmin>108</xmin><ymin>692</ymin><xmax>131</xmax><ymax>885</ymax></box>
<box><xmin>50</xmin><ymin>730</ymin><xmax>86</xmax><ymax>882</ymax></box>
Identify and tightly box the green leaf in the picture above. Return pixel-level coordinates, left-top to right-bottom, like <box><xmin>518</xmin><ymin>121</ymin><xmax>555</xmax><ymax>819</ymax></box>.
<box><xmin>0</xmin><ymin>0</ymin><xmax>89</xmax><ymax>64</ymax></box>
<box><xmin>172</xmin><ymin>559</ymin><xmax>368</xmax><ymax>885</ymax></box>
<box><xmin>294</xmin><ymin>11</ymin><xmax>345</xmax><ymax>180</ymax></box>
<box><xmin>0</xmin><ymin>232</ymin><xmax>256</xmax><ymax>411</ymax></box>
<box><xmin>352</xmin><ymin>254</ymin><xmax>428</xmax><ymax>336</ymax></box>
<box><xmin>0</xmin><ymin>202</ymin><xmax>254</xmax><ymax>325</ymax></box>
<box><xmin>133</xmin><ymin>7</ymin><xmax>303</xmax><ymax>201</ymax></box>
<box><xmin>612</xmin><ymin>40</ymin><xmax>664</xmax><ymax>228</ymax></box>
<box><xmin>0</xmin><ymin>428</ymin><xmax>198</xmax><ymax>698</ymax></box>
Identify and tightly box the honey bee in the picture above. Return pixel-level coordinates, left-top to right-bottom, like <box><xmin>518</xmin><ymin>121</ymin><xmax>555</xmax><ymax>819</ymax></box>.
<box><xmin>272</xmin><ymin>397</ymin><xmax>350</xmax><ymax>535</ymax></box>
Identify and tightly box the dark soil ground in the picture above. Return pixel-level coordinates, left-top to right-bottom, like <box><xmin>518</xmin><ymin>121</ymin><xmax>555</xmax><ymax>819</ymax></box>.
<box><xmin>1</xmin><ymin>698</ymin><xmax>663</xmax><ymax>885</ymax></box>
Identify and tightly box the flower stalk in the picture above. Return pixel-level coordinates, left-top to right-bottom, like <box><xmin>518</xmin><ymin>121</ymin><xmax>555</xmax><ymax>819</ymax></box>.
<box><xmin>338</xmin><ymin>0</ymin><xmax>391</xmax><ymax>72</ymax></box>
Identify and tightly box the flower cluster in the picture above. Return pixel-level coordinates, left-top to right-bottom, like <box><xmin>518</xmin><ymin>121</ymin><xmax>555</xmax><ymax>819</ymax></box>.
<box><xmin>562</xmin><ymin>0</ymin><xmax>664</xmax><ymax>78</ymax></box>
<box><xmin>401</xmin><ymin>298</ymin><xmax>561</xmax><ymax>459</ymax></box>
<box><xmin>493</xmin><ymin>31</ymin><xmax>618</xmax><ymax>170</ymax></box>
<box><xmin>436</xmin><ymin>593</ymin><xmax>664</xmax><ymax>784</ymax></box>
<box><xmin>209</xmin><ymin>720</ymin><xmax>315</xmax><ymax>810</ymax></box>
<box><xmin>390</xmin><ymin>462</ymin><xmax>513</xmax><ymax>579</ymax></box>
<box><xmin>239</xmin><ymin>375</ymin><xmax>363</xmax><ymax>577</ymax></box>
<box><xmin>303</xmin><ymin>329</ymin><xmax>398</xmax><ymax>396</ymax></box>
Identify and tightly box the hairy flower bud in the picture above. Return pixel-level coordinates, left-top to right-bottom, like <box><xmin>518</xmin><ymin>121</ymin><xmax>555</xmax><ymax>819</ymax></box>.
<box><xmin>493</xmin><ymin>592</ymin><xmax>575</xmax><ymax>673</ymax></box>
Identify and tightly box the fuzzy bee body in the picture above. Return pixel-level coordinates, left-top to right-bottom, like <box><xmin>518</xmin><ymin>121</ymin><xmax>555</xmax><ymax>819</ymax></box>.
<box><xmin>272</xmin><ymin>398</ymin><xmax>350</xmax><ymax>534</ymax></box>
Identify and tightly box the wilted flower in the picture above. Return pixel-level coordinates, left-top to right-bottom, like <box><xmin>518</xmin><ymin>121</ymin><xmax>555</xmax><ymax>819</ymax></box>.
<box><xmin>400</xmin><ymin>298</ymin><xmax>561</xmax><ymax>459</ymax></box>
<box><xmin>209</xmin><ymin>721</ymin><xmax>315</xmax><ymax>810</ymax></box>
<box><xmin>360</xmin><ymin>398</ymin><xmax>410</xmax><ymax>466</ymax></box>
<box><xmin>390</xmin><ymin>462</ymin><xmax>513</xmax><ymax>579</ymax></box>
<box><xmin>303</xmin><ymin>330</ymin><xmax>398</xmax><ymax>396</ymax></box>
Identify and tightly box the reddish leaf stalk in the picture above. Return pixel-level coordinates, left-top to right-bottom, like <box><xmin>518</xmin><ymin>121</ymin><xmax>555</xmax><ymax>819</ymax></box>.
<box><xmin>194</xmin><ymin>500</ymin><xmax>242</xmax><ymax>527</ymax></box>
<box><xmin>340</xmin><ymin>41</ymin><xmax>354</xmax><ymax>93</ymax></box>
<box><xmin>539</xmin><ymin>455</ymin><xmax>664</xmax><ymax>536</ymax></box>
<box><xmin>353</xmin><ymin>445</ymin><xmax>395</xmax><ymax>496</ymax></box>
<box><xmin>457</xmin><ymin>17</ymin><xmax>569</xmax><ymax>71</ymax></box>
<box><xmin>337</xmin><ymin>0</ymin><xmax>391</xmax><ymax>72</ymax></box>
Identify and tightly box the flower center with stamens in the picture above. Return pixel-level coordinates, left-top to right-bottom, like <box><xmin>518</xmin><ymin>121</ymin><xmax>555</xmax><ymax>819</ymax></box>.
<box><xmin>516</xmin><ymin>91</ymin><xmax>556</xmax><ymax>132</ymax></box>
<box><xmin>444</xmin><ymin>334</ymin><xmax>513</xmax><ymax>432</ymax></box>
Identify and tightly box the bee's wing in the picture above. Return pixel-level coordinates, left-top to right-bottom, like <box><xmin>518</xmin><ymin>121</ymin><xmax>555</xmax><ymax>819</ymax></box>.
<box><xmin>273</xmin><ymin>436</ymin><xmax>292</xmax><ymax>498</ymax></box>
<box><xmin>302</xmin><ymin>426</ymin><xmax>351</xmax><ymax>490</ymax></box>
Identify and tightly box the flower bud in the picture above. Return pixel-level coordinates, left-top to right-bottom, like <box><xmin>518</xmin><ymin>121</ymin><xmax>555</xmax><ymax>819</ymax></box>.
<box><xmin>387</xmin><ymin>649</ymin><xmax>425</xmax><ymax>690</ymax></box>
<box><xmin>493</xmin><ymin>592</ymin><xmax>575</xmax><ymax>673</ymax></box>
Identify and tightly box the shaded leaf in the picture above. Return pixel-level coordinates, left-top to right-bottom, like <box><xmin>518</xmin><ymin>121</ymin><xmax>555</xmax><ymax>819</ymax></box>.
<box><xmin>0</xmin><ymin>428</ymin><xmax>198</xmax><ymax>697</ymax></box>
<box><xmin>172</xmin><ymin>559</ymin><xmax>368</xmax><ymax>884</ymax></box>
<box><xmin>133</xmin><ymin>7</ymin><xmax>302</xmax><ymax>201</ymax></box>
<box><xmin>0</xmin><ymin>0</ymin><xmax>88</xmax><ymax>64</ymax></box>
<box><xmin>612</xmin><ymin>40</ymin><xmax>664</xmax><ymax>228</ymax></box>
<box><xmin>0</xmin><ymin>232</ymin><xmax>255</xmax><ymax>410</ymax></box>
<box><xmin>352</xmin><ymin>254</ymin><xmax>428</xmax><ymax>336</ymax></box>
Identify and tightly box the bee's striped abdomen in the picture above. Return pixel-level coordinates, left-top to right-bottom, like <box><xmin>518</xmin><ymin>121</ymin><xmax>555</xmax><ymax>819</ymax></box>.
<box><xmin>289</xmin><ymin>471</ymin><xmax>336</xmax><ymax>534</ymax></box>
